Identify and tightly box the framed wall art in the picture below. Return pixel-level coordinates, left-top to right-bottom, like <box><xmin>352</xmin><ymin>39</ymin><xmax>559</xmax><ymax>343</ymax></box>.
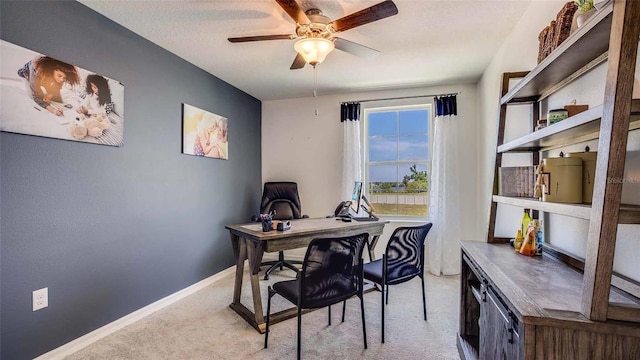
<box><xmin>0</xmin><ymin>40</ymin><xmax>125</xmax><ymax>146</ymax></box>
<box><xmin>182</xmin><ymin>103</ymin><xmax>228</xmax><ymax>160</ymax></box>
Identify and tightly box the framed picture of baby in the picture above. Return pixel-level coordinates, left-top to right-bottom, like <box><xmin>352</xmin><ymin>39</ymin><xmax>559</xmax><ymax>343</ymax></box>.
<box><xmin>0</xmin><ymin>40</ymin><xmax>125</xmax><ymax>146</ymax></box>
<box><xmin>182</xmin><ymin>103</ymin><xmax>229</xmax><ymax>160</ymax></box>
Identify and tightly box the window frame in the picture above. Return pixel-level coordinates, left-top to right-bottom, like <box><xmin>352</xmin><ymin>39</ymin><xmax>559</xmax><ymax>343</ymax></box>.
<box><xmin>362</xmin><ymin>103</ymin><xmax>433</xmax><ymax>221</ymax></box>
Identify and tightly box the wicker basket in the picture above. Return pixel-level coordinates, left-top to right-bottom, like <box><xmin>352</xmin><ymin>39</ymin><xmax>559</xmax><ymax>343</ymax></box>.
<box><xmin>537</xmin><ymin>2</ymin><xmax>578</xmax><ymax>63</ymax></box>
<box><xmin>554</xmin><ymin>2</ymin><xmax>578</xmax><ymax>49</ymax></box>
<box><xmin>538</xmin><ymin>25</ymin><xmax>550</xmax><ymax>63</ymax></box>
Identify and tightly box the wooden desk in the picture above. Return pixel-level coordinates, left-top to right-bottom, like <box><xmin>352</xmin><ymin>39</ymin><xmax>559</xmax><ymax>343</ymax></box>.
<box><xmin>225</xmin><ymin>217</ymin><xmax>388</xmax><ymax>333</ymax></box>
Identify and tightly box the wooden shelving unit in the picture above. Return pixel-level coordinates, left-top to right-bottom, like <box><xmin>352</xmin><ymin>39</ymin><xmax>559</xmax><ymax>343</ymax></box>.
<box><xmin>459</xmin><ymin>1</ymin><xmax>640</xmax><ymax>359</ymax></box>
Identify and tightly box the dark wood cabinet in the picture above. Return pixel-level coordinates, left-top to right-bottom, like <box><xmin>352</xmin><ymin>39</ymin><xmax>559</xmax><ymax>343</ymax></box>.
<box><xmin>458</xmin><ymin>243</ymin><xmax>640</xmax><ymax>360</ymax></box>
<box><xmin>479</xmin><ymin>284</ymin><xmax>519</xmax><ymax>360</ymax></box>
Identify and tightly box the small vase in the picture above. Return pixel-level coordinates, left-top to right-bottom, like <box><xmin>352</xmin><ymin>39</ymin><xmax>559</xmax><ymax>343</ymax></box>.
<box><xmin>576</xmin><ymin>8</ymin><xmax>596</xmax><ymax>28</ymax></box>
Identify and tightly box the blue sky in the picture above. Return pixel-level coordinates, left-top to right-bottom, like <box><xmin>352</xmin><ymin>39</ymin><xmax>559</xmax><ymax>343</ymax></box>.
<box><xmin>367</xmin><ymin>109</ymin><xmax>429</xmax><ymax>183</ymax></box>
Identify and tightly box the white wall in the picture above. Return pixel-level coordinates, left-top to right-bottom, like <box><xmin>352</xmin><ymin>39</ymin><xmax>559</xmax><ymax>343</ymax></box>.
<box><xmin>262</xmin><ymin>83</ymin><xmax>480</xmax><ymax>262</ymax></box>
<box><xmin>478</xmin><ymin>1</ymin><xmax>640</xmax><ymax>281</ymax></box>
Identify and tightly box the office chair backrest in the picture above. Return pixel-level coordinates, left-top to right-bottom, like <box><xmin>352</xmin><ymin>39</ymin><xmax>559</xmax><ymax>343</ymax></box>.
<box><xmin>299</xmin><ymin>233</ymin><xmax>369</xmax><ymax>309</ymax></box>
<box><xmin>385</xmin><ymin>223</ymin><xmax>433</xmax><ymax>284</ymax></box>
<box><xmin>260</xmin><ymin>182</ymin><xmax>303</xmax><ymax>220</ymax></box>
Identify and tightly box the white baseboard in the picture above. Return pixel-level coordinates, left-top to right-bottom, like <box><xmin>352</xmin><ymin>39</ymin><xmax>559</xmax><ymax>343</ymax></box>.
<box><xmin>34</xmin><ymin>266</ymin><xmax>236</xmax><ymax>360</ymax></box>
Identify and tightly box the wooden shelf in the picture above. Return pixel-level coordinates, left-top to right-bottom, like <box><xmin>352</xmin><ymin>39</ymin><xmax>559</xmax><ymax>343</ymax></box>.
<box><xmin>492</xmin><ymin>195</ymin><xmax>640</xmax><ymax>224</ymax></box>
<box><xmin>501</xmin><ymin>2</ymin><xmax>614</xmax><ymax>104</ymax></box>
<box><xmin>498</xmin><ymin>100</ymin><xmax>640</xmax><ymax>153</ymax></box>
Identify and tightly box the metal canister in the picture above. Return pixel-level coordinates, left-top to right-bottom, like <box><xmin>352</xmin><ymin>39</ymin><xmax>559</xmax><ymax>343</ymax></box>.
<box><xmin>567</xmin><ymin>149</ymin><xmax>598</xmax><ymax>203</ymax></box>
<box><xmin>541</xmin><ymin>157</ymin><xmax>583</xmax><ymax>203</ymax></box>
<box><xmin>547</xmin><ymin>109</ymin><xmax>569</xmax><ymax>125</ymax></box>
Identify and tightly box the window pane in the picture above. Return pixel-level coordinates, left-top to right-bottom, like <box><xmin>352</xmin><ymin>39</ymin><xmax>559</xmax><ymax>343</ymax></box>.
<box><xmin>368</xmin><ymin>164</ymin><xmax>399</xmax><ymax>216</ymax></box>
<box><xmin>399</xmin><ymin>109</ymin><xmax>428</xmax><ymax>135</ymax></box>
<box><xmin>365</xmin><ymin>106</ymin><xmax>430</xmax><ymax>218</ymax></box>
<box><xmin>368</xmin><ymin>164</ymin><xmax>398</xmax><ymax>183</ymax></box>
<box><xmin>368</xmin><ymin>112</ymin><xmax>397</xmax><ymax>136</ymax></box>
<box><xmin>398</xmin><ymin>136</ymin><xmax>429</xmax><ymax>161</ymax></box>
<box><xmin>399</xmin><ymin>163</ymin><xmax>429</xmax><ymax>192</ymax></box>
<box><xmin>368</xmin><ymin>137</ymin><xmax>397</xmax><ymax>162</ymax></box>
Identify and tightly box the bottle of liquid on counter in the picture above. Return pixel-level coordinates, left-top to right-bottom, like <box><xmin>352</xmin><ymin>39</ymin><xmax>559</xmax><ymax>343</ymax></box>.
<box><xmin>534</xmin><ymin>220</ymin><xmax>543</xmax><ymax>256</ymax></box>
<box><xmin>520</xmin><ymin>222</ymin><xmax>537</xmax><ymax>257</ymax></box>
<box><xmin>514</xmin><ymin>229</ymin><xmax>524</xmax><ymax>253</ymax></box>
<box><xmin>521</xmin><ymin>210</ymin><xmax>532</xmax><ymax>236</ymax></box>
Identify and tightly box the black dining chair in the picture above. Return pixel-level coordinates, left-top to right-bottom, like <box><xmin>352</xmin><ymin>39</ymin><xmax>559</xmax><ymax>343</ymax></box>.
<box><xmin>258</xmin><ymin>181</ymin><xmax>308</xmax><ymax>280</ymax></box>
<box><xmin>363</xmin><ymin>223</ymin><xmax>433</xmax><ymax>343</ymax></box>
<box><xmin>264</xmin><ymin>233</ymin><xmax>369</xmax><ymax>360</ymax></box>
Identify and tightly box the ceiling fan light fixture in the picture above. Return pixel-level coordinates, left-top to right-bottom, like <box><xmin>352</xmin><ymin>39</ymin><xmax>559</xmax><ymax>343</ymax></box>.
<box><xmin>294</xmin><ymin>38</ymin><xmax>334</xmax><ymax>66</ymax></box>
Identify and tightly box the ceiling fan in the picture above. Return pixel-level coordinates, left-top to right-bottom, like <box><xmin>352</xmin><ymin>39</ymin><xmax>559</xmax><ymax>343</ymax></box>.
<box><xmin>228</xmin><ymin>0</ymin><xmax>398</xmax><ymax>69</ymax></box>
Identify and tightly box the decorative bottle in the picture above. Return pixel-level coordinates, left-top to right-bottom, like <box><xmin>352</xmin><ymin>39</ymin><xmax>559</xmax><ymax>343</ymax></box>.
<box><xmin>514</xmin><ymin>229</ymin><xmax>524</xmax><ymax>253</ymax></box>
<box><xmin>521</xmin><ymin>210</ymin><xmax>532</xmax><ymax>236</ymax></box>
<box><xmin>520</xmin><ymin>222</ymin><xmax>537</xmax><ymax>257</ymax></box>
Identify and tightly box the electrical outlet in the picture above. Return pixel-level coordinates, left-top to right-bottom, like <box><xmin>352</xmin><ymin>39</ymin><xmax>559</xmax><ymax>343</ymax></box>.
<box><xmin>33</xmin><ymin>287</ymin><xmax>48</xmax><ymax>311</ymax></box>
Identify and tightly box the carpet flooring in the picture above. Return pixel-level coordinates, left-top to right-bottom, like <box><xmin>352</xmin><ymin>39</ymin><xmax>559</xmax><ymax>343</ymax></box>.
<box><xmin>64</xmin><ymin>268</ymin><xmax>461</xmax><ymax>360</ymax></box>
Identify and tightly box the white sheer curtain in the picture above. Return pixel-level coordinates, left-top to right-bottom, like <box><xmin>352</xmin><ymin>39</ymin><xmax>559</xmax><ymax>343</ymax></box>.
<box><xmin>428</xmin><ymin>95</ymin><xmax>461</xmax><ymax>276</ymax></box>
<box><xmin>341</xmin><ymin>102</ymin><xmax>362</xmax><ymax>200</ymax></box>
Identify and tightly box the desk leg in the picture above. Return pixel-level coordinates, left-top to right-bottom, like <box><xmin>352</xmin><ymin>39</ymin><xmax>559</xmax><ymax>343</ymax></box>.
<box><xmin>368</xmin><ymin>235</ymin><xmax>381</xmax><ymax>261</ymax></box>
<box><xmin>246</xmin><ymin>242</ymin><xmax>266</xmax><ymax>329</ymax></box>
<box><xmin>231</xmin><ymin>233</ymin><xmax>245</xmax><ymax>304</ymax></box>
<box><xmin>229</xmin><ymin>236</ymin><xmax>269</xmax><ymax>333</ymax></box>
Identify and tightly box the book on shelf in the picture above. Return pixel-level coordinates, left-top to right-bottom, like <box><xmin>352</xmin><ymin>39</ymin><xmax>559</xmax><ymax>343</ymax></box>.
<box><xmin>498</xmin><ymin>166</ymin><xmax>535</xmax><ymax>197</ymax></box>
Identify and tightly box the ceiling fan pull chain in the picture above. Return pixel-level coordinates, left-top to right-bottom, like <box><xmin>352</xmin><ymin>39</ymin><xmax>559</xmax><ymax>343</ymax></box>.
<box><xmin>314</xmin><ymin>65</ymin><xmax>319</xmax><ymax>116</ymax></box>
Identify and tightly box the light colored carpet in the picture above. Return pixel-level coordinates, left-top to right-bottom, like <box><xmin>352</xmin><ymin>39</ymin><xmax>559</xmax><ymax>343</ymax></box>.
<box><xmin>64</xmin><ymin>269</ymin><xmax>461</xmax><ymax>360</ymax></box>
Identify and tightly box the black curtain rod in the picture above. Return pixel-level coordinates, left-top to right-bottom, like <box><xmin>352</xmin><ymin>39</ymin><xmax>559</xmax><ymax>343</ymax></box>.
<box><xmin>340</xmin><ymin>92</ymin><xmax>460</xmax><ymax>105</ymax></box>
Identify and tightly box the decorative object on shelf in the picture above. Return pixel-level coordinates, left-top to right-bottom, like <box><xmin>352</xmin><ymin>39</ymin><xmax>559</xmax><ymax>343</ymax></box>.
<box><xmin>574</xmin><ymin>0</ymin><xmax>596</xmax><ymax>28</ymax></box>
<box><xmin>567</xmin><ymin>146</ymin><xmax>597</xmax><ymax>203</ymax></box>
<box><xmin>537</xmin><ymin>2</ymin><xmax>578</xmax><ymax>63</ymax></box>
<box><xmin>498</xmin><ymin>166</ymin><xmax>535</xmax><ymax>197</ymax></box>
<box><xmin>535</xmin><ymin>118</ymin><xmax>547</xmax><ymax>131</ymax></box>
<box><xmin>564</xmin><ymin>100</ymin><xmax>589</xmax><ymax>117</ymax></box>
<box><xmin>540</xmin><ymin>153</ymin><xmax>583</xmax><ymax>203</ymax></box>
<box><xmin>547</xmin><ymin>108</ymin><xmax>569</xmax><ymax>124</ymax></box>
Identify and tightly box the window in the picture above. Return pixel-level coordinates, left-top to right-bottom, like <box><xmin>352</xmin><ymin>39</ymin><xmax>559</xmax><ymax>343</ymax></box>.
<box><xmin>364</xmin><ymin>105</ymin><xmax>431</xmax><ymax>218</ymax></box>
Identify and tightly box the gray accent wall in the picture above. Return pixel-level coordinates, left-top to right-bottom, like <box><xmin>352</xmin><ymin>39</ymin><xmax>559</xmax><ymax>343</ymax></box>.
<box><xmin>0</xmin><ymin>1</ymin><xmax>262</xmax><ymax>359</ymax></box>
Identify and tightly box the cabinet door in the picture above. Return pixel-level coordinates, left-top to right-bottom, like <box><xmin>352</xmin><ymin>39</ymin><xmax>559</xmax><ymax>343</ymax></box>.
<box><xmin>480</xmin><ymin>286</ymin><xmax>520</xmax><ymax>360</ymax></box>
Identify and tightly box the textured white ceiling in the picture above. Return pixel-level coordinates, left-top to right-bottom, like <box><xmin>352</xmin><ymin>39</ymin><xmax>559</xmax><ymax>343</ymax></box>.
<box><xmin>78</xmin><ymin>0</ymin><xmax>532</xmax><ymax>101</ymax></box>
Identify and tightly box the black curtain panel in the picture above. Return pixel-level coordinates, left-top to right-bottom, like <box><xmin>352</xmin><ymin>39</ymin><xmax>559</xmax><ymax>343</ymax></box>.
<box><xmin>434</xmin><ymin>95</ymin><xmax>457</xmax><ymax>117</ymax></box>
<box><xmin>341</xmin><ymin>102</ymin><xmax>361</xmax><ymax>122</ymax></box>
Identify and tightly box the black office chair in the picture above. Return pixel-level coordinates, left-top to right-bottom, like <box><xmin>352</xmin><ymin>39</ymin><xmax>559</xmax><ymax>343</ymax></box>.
<box><xmin>259</xmin><ymin>182</ymin><xmax>308</xmax><ymax>280</ymax></box>
<box><xmin>363</xmin><ymin>223</ymin><xmax>433</xmax><ymax>343</ymax></box>
<box><xmin>264</xmin><ymin>233</ymin><xmax>369</xmax><ymax>360</ymax></box>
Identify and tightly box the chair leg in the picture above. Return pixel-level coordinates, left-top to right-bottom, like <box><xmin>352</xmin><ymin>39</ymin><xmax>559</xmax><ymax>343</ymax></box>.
<box><xmin>421</xmin><ymin>274</ymin><xmax>427</xmax><ymax>321</ymax></box>
<box><xmin>381</xmin><ymin>283</ymin><xmax>385</xmax><ymax>343</ymax></box>
<box><xmin>265</xmin><ymin>287</ymin><xmax>274</xmax><ymax>348</ymax></box>
<box><xmin>328</xmin><ymin>305</ymin><xmax>331</xmax><ymax>326</ymax></box>
<box><xmin>360</xmin><ymin>294</ymin><xmax>368</xmax><ymax>349</ymax></box>
<box><xmin>342</xmin><ymin>300</ymin><xmax>347</xmax><ymax>322</ymax></box>
<box><xmin>386</xmin><ymin>285</ymin><xmax>389</xmax><ymax>305</ymax></box>
<box><xmin>297</xmin><ymin>306</ymin><xmax>302</xmax><ymax>360</ymax></box>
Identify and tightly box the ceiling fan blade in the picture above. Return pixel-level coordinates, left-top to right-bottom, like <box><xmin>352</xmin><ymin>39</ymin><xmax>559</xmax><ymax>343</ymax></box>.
<box><xmin>275</xmin><ymin>0</ymin><xmax>310</xmax><ymax>24</ymax></box>
<box><xmin>333</xmin><ymin>37</ymin><xmax>380</xmax><ymax>59</ymax></box>
<box><xmin>330</xmin><ymin>0</ymin><xmax>398</xmax><ymax>33</ymax></box>
<box><xmin>228</xmin><ymin>34</ymin><xmax>295</xmax><ymax>43</ymax></box>
<box><xmin>290</xmin><ymin>53</ymin><xmax>306</xmax><ymax>70</ymax></box>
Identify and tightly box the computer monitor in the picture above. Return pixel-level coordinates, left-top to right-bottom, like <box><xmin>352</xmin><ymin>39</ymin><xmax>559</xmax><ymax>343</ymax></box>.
<box><xmin>350</xmin><ymin>181</ymin><xmax>363</xmax><ymax>215</ymax></box>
